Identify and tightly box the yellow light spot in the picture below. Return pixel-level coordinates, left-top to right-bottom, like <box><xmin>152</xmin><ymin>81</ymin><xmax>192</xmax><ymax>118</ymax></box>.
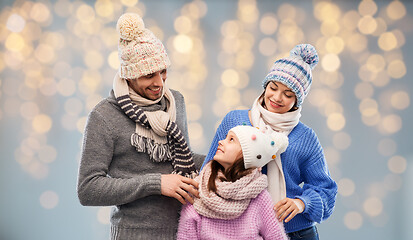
<box><xmin>321</xmin><ymin>20</ymin><xmax>340</xmax><ymax>36</ymax></box>
<box><xmin>325</xmin><ymin>36</ymin><xmax>344</xmax><ymax>54</ymax></box>
<box><xmin>327</xmin><ymin>113</ymin><xmax>345</xmax><ymax>131</ymax></box>
<box><xmin>221</xmin><ymin>20</ymin><xmax>240</xmax><ymax>37</ymax></box>
<box><xmin>358</xmin><ymin>16</ymin><xmax>377</xmax><ymax>35</ymax></box>
<box><xmin>380</xmin><ymin>114</ymin><xmax>402</xmax><ymax>134</ymax></box>
<box><xmin>238</xmin><ymin>1</ymin><xmax>259</xmax><ymax>23</ymax></box>
<box><xmin>76</xmin><ymin>4</ymin><xmax>95</xmax><ymax>23</ymax></box>
<box><xmin>378</xmin><ymin>32</ymin><xmax>397</xmax><ymax>51</ymax></box>
<box><xmin>121</xmin><ymin>0</ymin><xmax>138</xmax><ymax>7</ymax></box>
<box><xmin>346</xmin><ymin>33</ymin><xmax>367</xmax><ymax>53</ymax></box>
<box><xmin>344</xmin><ymin>211</ymin><xmax>363</xmax><ymax>230</ymax></box>
<box><xmin>5</xmin><ymin>33</ymin><xmax>25</xmax><ymax>52</ymax></box>
<box><xmin>173</xmin><ymin>34</ymin><xmax>193</xmax><ymax>53</ymax></box>
<box><xmin>361</xmin><ymin>112</ymin><xmax>381</xmax><ymax>126</ymax></box>
<box><xmin>391</xmin><ymin>91</ymin><xmax>409</xmax><ymax>110</ymax></box>
<box><xmin>20</xmin><ymin>101</ymin><xmax>39</xmax><ymax>120</ymax></box>
<box><xmin>235</xmin><ymin>51</ymin><xmax>254</xmax><ymax>71</ymax></box>
<box><xmin>95</xmin><ymin>0</ymin><xmax>114</xmax><ymax>18</ymax></box>
<box><xmin>217</xmin><ymin>87</ymin><xmax>241</xmax><ymax>106</ymax></box>
<box><xmin>321</xmin><ymin>53</ymin><xmax>340</xmax><ymax>72</ymax></box>
<box><xmin>30</xmin><ymin>2</ymin><xmax>51</xmax><ymax>23</ymax></box>
<box><xmin>387</xmin><ymin>60</ymin><xmax>406</xmax><ymax>79</ymax></box>
<box><xmin>277</xmin><ymin>3</ymin><xmax>296</xmax><ymax>20</ymax></box>
<box><xmin>314</xmin><ymin>2</ymin><xmax>341</xmax><ymax>21</ymax></box>
<box><xmin>388</xmin><ymin>156</ymin><xmax>407</xmax><ymax>174</ymax></box>
<box><xmin>77</xmin><ymin>116</ymin><xmax>88</xmax><ymax>134</ymax></box>
<box><xmin>372</xmin><ymin>18</ymin><xmax>387</xmax><ymax>36</ymax></box>
<box><xmin>354</xmin><ymin>82</ymin><xmax>374</xmax><ymax>99</ymax></box>
<box><xmin>84</xmin><ymin>50</ymin><xmax>104</xmax><ymax>69</ymax></box>
<box><xmin>372</xmin><ymin>71</ymin><xmax>390</xmax><ymax>87</ymax></box>
<box><xmin>358</xmin><ymin>65</ymin><xmax>375</xmax><ymax>82</ymax></box>
<box><xmin>366</xmin><ymin>54</ymin><xmax>386</xmax><ymax>73</ymax></box>
<box><xmin>32</xmin><ymin>114</ymin><xmax>53</xmax><ymax>133</ymax></box>
<box><xmin>259</xmin><ymin>38</ymin><xmax>277</xmax><ymax>56</ymax></box>
<box><xmin>324</xmin><ymin>147</ymin><xmax>340</xmax><ymax>165</ymax></box>
<box><xmin>386</xmin><ymin>1</ymin><xmax>406</xmax><ymax>20</ymax></box>
<box><xmin>108</xmin><ymin>51</ymin><xmax>119</xmax><ymax>70</ymax></box>
<box><xmin>174</xmin><ymin>16</ymin><xmax>192</xmax><ymax>34</ymax></box>
<box><xmin>338</xmin><ymin>178</ymin><xmax>355</xmax><ymax>196</ymax></box>
<box><xmin>359</xmin><ymin>98</ymin><xmax>378</xmax><ymax>117</ymax></box>
<box><xmin>341</xmin><ymin>10</ymin><xmax>360</xmax><ymax>31</ymax></box>
<box><xmin>6</xmin><ymin>14</ymin><xmax>26</xmax><ymax>33</ymax></box>
<box><xmin>377</xmin><ymin>138</ymin><xmax>397</xmax><ymax>157</ymax></box>
<box><xmin>363</xmin><ymin>197</ymin><xmax>383</xmax><ymax>217</ymax></box>
<box><xmin>40</xmin><ymin>191</ymin><xmax>59</xmax><ymax>209</ymax></box>
<box><xmin>324</xmin><ymin>101</ymin><xmax>343</xmax><ymax>116</ymax></box>
<box><xmin>260</xmin><ymin>14</ymin><xmax>278</xmax><ymax>35</ymax></box>
<box><xmin>221</xmin><ymin>69</ymin><xmax>239</xmax><ymax>87</ymax></box>
<box><xmin>392</xmin><ymin>29</ymin><xmax>405</xmax><ymax>48</ymax></box>
<box><xmin>358</xmin><ymin>0</ymin><xmax>377</xmax><ymax>16</ymax></box>
<box><xmin>34</xmin><ymin>44</ymin><xmax>55</xmax><ymax>64</ymax></box>
<box><xmin>57</xmin><ymin>78</ymin><xmax>76</xmax><ymax>97</ymax></box>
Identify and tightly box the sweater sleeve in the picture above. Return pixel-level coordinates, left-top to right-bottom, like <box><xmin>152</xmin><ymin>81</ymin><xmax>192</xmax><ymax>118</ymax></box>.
<box><xmin>77</xmin><ymin>109</ymin><xmax>161</xmax><ymax>206</ymax></box>
<box><xmin>257</xmin><ymin>191</ymin><xmax>289</xmax><ymax>240</ymax></box>
<box><xmin>295</xmin><ymin>129</ymin><xmax>338</xmax><ymax>223</ymax></box>
<box><xmin>177</xmin><ymin>203</ymin><xmax>200</xmax><ymax>240</ymax></box>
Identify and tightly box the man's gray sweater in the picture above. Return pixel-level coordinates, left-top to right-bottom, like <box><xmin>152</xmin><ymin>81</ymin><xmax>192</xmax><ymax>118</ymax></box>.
<box><xmin>77</xmin><ymin>90</ymin><xmax>204</xmax><ymax>240</ymax></box>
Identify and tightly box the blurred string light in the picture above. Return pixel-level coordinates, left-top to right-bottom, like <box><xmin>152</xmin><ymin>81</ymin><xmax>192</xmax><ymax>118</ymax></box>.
<box><xmin>0</xmin><ymin>0</ymin><xmax>410</xmax><ymax>233</ymax></box>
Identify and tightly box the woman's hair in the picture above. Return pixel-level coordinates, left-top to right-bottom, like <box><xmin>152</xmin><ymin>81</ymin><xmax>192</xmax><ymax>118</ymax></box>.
<box><xmin>260</xmin><ymin>84</ymin><xmax>298</xmax><ymax>112</ymax></box>
<box><xmin>207</xmin><ymin>157</ymin><xmax>253</xmax><ymax>193</ymax></box>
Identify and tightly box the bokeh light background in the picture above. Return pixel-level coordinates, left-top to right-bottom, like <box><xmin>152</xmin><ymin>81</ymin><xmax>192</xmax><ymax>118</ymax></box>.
<box><xmin>0</xmin><ymin>0</ymin><xmax>412</xmax><ymax>239</ymax></box>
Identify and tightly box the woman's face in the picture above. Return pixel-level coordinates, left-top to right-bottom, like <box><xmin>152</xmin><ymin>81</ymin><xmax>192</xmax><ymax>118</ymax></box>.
<box><xmin>126</xmin><ymin>69</ymin><xmax>167</xmax><ymax>100</ymax></box>
<box><xmin>213</xmin><ymin>131</ymin><xmax>243</xmax><ymax>170</ymax></box>
<box><xmin>263</xmin><ymin>81</ymin><xmax>297</xmax><ymax>114</ymax></box>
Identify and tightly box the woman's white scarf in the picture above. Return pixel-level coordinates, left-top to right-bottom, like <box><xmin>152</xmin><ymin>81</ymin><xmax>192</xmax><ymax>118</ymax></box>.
<box><xmin>250</xmin><ymin>95</ymin><xmax>302</xmax><ymax>204</ymax></box>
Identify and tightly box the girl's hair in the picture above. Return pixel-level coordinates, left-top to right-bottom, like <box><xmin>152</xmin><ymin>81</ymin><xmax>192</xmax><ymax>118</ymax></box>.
<box><xmin>261</xmin><ymin>82</ymin><xmax>298</xmax><ymax>112</ymax></box>
<box><xmin>207</xmin><ymin>157</ymin><xmax>253</xmax><ymax>193</ymax></box>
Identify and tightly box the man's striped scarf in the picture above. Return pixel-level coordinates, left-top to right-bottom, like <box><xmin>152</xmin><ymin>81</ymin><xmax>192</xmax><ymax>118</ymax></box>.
<box><xmin>116</xmin><ymin>93</ymin><xmax>198</xmax><ymax>178</ymax></box>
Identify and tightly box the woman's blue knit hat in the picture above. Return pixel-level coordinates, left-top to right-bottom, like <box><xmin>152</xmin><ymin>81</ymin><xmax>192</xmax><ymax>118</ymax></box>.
<box><xmin>262</xmin><ymin>44</ymin><xmax>319</xmax><ymax>107</ymax></box>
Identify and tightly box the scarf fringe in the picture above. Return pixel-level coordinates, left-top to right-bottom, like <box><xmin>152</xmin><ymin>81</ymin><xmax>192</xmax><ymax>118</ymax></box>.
<box><xmin>131</xmin><ymin>133</ymin><xmax>172</xmax><ymax>162</ymax></box>
<box><xmin>172</xmin><ymin>169</ymin><xmax>199</xmax><ymax>179</ymax></box>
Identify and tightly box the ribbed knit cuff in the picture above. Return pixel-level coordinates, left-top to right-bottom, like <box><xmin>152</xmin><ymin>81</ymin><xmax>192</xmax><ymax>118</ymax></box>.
<box><xmin>111</xmin><ymin>225</ymin><xmax>177</xmax><ymax>240</ymax></box>
<box><xmin>143</xmin><ymin>173</ymin><xmax>162</xmax><ymax>195</ymax></box>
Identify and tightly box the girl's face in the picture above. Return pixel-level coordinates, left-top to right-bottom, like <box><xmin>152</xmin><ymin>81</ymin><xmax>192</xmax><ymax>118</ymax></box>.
<box><xmin>213</xmin><ymin>131</ymin><xmax>243</xmax><ymax>170</ymax></box>
<box><xmin>263</xmin><ymin>81</ymin><xmax>297</xmax><ymax>114</ymax></box>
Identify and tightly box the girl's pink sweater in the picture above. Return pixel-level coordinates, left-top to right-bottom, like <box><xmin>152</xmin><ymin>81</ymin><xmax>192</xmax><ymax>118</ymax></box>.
<box><xmin>177</xmin><ymin>190</ymin><xmax>288</xmax><ymax>240</ymax></box>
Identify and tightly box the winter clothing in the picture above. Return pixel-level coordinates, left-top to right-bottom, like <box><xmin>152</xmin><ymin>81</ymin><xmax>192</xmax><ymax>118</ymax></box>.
<box><xmin>77</xmin><ymin>90</ymin><xmax>204</xmax><ymax>240</ymax></box>
<box><xmin>201</xmin><ymin>109</ymin><xmax>337</xmax><ymax>234</ymax></box>
<box><xmin>177</xmin><ymin>162</ymin><xmax>288</xmax><ymax>240</ymax></box>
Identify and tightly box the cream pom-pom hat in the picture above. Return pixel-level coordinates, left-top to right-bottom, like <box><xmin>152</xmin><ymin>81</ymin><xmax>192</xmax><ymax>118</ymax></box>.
<box><xmin>116</xmin><ymin>13</ymin><xmax>171</xmax><ymax>79</ymax></box>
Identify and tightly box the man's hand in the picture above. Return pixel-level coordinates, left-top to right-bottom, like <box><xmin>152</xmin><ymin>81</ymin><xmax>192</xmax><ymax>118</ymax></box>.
<box><xmin>161</xmin><ymin>174</ymin><xmax>199</xmax><ymax>204</ymax></box>
<box><xmin>274</xmin><ymin>198</ymin><xmax>305</xmax><ymax>222</ymax></box>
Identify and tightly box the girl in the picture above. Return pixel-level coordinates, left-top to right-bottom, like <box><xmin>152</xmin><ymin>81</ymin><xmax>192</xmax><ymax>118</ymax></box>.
<box><xmin>177</xmin><ymin>125</ymin><xmax>289</xmax><ymax>240</ymax></box>
<box><xmin>201</xmin><ymin>44</ymin><xmax>338</xmax><ymax>240</ymax></box>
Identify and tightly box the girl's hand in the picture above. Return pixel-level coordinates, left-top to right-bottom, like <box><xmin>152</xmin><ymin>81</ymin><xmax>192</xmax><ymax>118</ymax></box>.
<box><xmin>274</xmin><ymin>198</ymin><xmax>305</xmax><ymax>223</ymax></box>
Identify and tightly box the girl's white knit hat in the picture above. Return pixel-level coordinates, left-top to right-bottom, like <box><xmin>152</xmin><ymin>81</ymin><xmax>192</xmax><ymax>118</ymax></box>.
<box><xmin>230</xmin><ymin>126</ymin><xmax>288</xmax><ymax>169</ymax></box>
<box><xmin>116</xmin><ymin>13</ymin><xmax>171</xmax><ymax>79</ymax></box>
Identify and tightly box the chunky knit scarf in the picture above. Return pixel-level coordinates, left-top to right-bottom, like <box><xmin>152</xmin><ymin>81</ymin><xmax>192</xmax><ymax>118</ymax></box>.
<box><xmin>113</xmin><ymin>72</ymin><xmax>198</xmax><ymax>178</ymax></box>
<box><xmin>193</xmin><ymin>162</ymin><xmax>268</xmax><ymax>220</ymax></box>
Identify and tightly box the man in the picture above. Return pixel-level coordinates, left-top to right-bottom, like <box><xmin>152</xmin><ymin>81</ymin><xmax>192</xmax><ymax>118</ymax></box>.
<box><xmin>77</xmin><ymin>13</ymin><xmax>204</xmax><ymax>240</ymax></box>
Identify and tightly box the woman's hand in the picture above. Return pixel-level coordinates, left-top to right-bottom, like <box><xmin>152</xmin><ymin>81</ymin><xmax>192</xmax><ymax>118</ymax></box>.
<box><xmin>274</xmin><ymin>198</ymin><xmax>305</xmax><ymax>222</ymax></box>
<box><xmin>161</xmin><ymin>174</ymin><xmax>199</xmax><ymax>204</ymax></box>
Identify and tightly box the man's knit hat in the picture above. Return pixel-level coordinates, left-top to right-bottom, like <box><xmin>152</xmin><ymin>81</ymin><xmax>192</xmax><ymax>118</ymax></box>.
<box><xmin>116</xmin><ymin>13</ymin><xmax>171</xmax><ymax>79</ymax></box>
<box><xmin>262</xmin><ymin>44</ymin><xmax>319</xmax><ymax>107</ymax></box>
<box><xmin>230</xmin><ymin>126</ymin><xmax>288</xmax><ymax>169</ymax></box>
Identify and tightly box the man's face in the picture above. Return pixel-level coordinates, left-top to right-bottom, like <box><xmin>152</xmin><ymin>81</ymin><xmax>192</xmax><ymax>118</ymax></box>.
<box><xmin>127</xmin><ymin>69</ymin><xmax>167</xmax><ymax>100</ymax></box>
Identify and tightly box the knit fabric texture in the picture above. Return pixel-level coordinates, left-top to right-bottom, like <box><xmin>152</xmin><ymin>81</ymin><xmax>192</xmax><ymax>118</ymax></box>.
<box><xmin>262</xmin><ymin>44</ymin><xmax>319</xmax><ymax>107</ymax></box>
<box><xmin>77</xmin><ymin>90</ymin><xmax>205</xmax><ymax>240</ymax></box>
<box><xmin>193</xmin><ymin>162</ymin><xmax>268</xmax><ymax>220</ymax></box>
<box><xmin>178</xmin><ymin>190</ymin><xmax>289</xmax><ymax>240</ymax></box>
<box><xmin>201</xmin><ymin>109</ymin><xmax>338</xmax><ymax>233</ymax></box>
<box><xmin>230</xmin><ymin>125</ymin><xmax>288</xmax><ymax>169</ymax></box>
<box><xmin>117</xmin><ymin>13</ymin><xmax>171</xmax><ymax>79</ymax></box>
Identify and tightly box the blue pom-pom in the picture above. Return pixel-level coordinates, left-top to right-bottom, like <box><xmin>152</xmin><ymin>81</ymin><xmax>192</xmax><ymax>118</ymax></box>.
<box><xmin>290</xmin><ymin>44</ymin><xmax>319</xmax><ymax>70</ymax></box>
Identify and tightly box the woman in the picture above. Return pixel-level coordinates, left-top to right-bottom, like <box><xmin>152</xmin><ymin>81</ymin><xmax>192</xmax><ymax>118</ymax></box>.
<box><xmin>201</xmin><ymin>44</ymin><xmax>338</xmax><ymax>240</ymax></box>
